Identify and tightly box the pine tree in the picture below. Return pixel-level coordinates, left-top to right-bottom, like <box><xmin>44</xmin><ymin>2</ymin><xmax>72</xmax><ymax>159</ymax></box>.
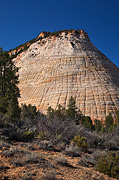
<box><xmin>0</xmin><ymin>48</ymin><xmax>20</xmax><ymax>120</ymax></box>
<box><xmin>66</xmin><ymin>96</ymin><xmax>77</xmax><ymax>118</ymax></box>
<box><xmin>94</xmin><ymin>119</ymin><xmax>103</xmax><ymax>132</ymax></box>
<box><xmin>115</xmin><ymin>110</ymin><xmax>119</xmax><ymax>126</ymax></box>
<box><xmin>105</xmin><ymin>113</ymin><xmax>114</xmax><ymax>132</ymax></box>
<box><xmin>82</xmin><ymin>116</ymin><xmax>94</xmax><ymax>130</ymax></box>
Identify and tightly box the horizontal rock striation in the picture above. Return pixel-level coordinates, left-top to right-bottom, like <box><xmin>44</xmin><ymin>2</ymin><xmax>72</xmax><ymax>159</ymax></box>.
<box><xmin>14</xmin><ymin>30</ymin><xmax>119</xmax><ymax>120</ymax></box>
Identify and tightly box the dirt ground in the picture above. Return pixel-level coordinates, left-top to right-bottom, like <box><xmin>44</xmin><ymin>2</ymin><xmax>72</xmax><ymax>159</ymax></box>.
<box><xmin>0</xmin><ymin>141</ymin><xmax>116</xmax><ymax>180</ymax></box>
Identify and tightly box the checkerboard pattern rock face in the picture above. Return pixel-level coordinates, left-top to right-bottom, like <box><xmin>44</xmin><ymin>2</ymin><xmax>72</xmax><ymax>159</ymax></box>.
<box><xmin>14</xmin><ymin>30</ymin><xmax>119</xmax><ymax>120</ymax></box>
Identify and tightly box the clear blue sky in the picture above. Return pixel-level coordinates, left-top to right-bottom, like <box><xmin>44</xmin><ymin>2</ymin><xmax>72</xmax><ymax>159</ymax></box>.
<box><xmin>0</xmin><ymin>0</ymin><xmax>119</xmax><ymax>67</ymax></box>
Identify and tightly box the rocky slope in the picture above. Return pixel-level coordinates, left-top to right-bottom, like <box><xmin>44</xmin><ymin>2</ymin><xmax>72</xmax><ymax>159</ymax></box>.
<box><xmin>14</xmin><ymin>30</ymin><xmax>119</xmax><ymax>120</ymax></box>
<box><xmin>0</xmin><ymin>141</ymin><xmax>116</xmax><ymax>180</ymax></box>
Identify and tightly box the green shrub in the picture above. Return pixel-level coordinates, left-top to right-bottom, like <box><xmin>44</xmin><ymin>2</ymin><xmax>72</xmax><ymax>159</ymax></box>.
<box><xmin>38</xmin><ymin>131</ymin><xmax>46</xmax><ymax>140</ymax></box>
<box><xmin>73</xmin><ymin>135</ymin><xmax>88</xmax><ymax>151</ymax></box>
<box><xmin>96</xmin><ymin>152</ymin><xmax>119</xmax><ymax>179</ymax></box>
<box><xmin>23</xmin><ymin>130</ymin><xmax>34</xmax><ymax>141</ymax></box>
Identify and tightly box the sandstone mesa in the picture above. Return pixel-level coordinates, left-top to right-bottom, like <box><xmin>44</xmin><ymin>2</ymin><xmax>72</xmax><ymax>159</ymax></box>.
<box><xmin>13</xmin><ymin>30</ymin><xmax>119</xmax><ymax>120</ymax></box>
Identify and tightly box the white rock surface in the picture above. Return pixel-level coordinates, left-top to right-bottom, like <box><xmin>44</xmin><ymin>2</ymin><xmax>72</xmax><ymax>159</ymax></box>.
<box><xmin>15</xmin><ymin>30</ymin><xmax>119</xmax><ymax>120</ymax></box>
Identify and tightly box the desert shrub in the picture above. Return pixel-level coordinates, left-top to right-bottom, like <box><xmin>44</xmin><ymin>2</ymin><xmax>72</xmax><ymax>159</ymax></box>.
<box><xmin>104</xmin><ymin>136</ymin><xmax>119</xmax><ymax>150</ymax></box>
<box><xmin>36</xmin><ymin>99</ymin><xmax>84</xmax><ymax>146</ymax></box>
<box><xmin>78</xmin><ymin>156</ymin><xmax>91</xmax><ymax>167</ymax></box>
<box><xmin>56</xmin><ymin>141</ymin><xmax>66</xmax><ymax>150</ymax></box>
<box><xmin>96</xmin><ymin>151</ymin><xmax>119</xmax><ymax>179</ymax></box>
<box><xmin>0</xmin><ymin>140</ymin><xmax>5</xmax><ymax>150</ymax></box>
<box><xmin>80</xmin><ymin>149</ymin><xmax>108</xmax><ymax>167</ymax></box>
<box><xmin>39</xmin><ymin>140</ymin><xmax>54</xmax><ymax>151</ymax></box>
<box><xmin>64</xmin><ymin>143</ymin><xmax>81</xmax><ymax>157</ymax></box>
<box><xmin>0</xmin><ymin>140</ymin><xmax>8</xmax><ymax>150</ymax></box>
<box><xmin>101</xmin><ymin>126</ymin><xmax>119</xmax><ymax>150</ymax></box>
<box><xmin>19</xmin><ymin>142</ymin><xmax>29</xmax><ymax>147</ymax></box>
<box><xmin>1</xmin><ymin>147</ymin><xmax>19</xmax><ymax>157</ymax></box>
<box><xmin>73</xmin><ymin>135</ymin><xmax>88</xmax><ymax>151</ymax></box>
<box><xmin>54</xmin><ymin>156</ymin><xmax>69</xmax><ymax>166</ymax></box>
<box><xmin>25</xmin><ymin>152</ymin><xmax>44</xmax><ymax>164</ymax></box>
<box><xmin>78</xmin><ymin>126</ymin><xmax>105</xmax><ymax>149</ymax></box>
<box><xmin>78</xmin><ymin>122</ymin><xmax>119</xmax><ymax>151</ymax></box>
<box><xmin>89</xmin><ymin>150</ymin><xmax>107</xmax><ymax>165</ymax></box>
<box><xmin>37</xmin><ymin>115</ymin><xmax>79</xmax><ymax>145</ymax></box>
<box><xmin>27</xmin><ymin>144</ymin><xmax>36</xmax><ymax>151</ymax></box>
<box><xmin>1</xmin><ymin>123</ymin><xmax>19</xmax><ymax>140</ymax></box>
<box><xmin>2</xmin><ymin>126</ymin><xmax>35</xmax><ymax>142</ymax></box>
<box><xmin>41</xmin><ymin>170</ymin><xmax>57</xmax><ymax>180</ymax></box>
<box><xmin>20</xmin><ymin>171</ymin><xmax>34</xmax><ymax>180</ymax></box>
<box><xmin>12</xmin><ymin>158</ymin><xmax>24</xmax><ymax>167</ymax></box>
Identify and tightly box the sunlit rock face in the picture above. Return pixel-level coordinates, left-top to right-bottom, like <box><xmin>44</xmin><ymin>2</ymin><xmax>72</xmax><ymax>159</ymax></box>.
<box><xmin>15</xmin><ymin>30</ymin><xmax>119</xmax><ymax>120</ymax></box>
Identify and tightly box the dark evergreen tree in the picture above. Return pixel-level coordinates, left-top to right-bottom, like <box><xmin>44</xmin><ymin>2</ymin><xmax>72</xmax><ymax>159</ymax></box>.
<box><xmin>82</xmin><ymin>116</ymin><xmax>94</xmax><ymax>130</ymax></box>
<box><xmin>66</xmin><ymin>96</ymin><xmax>77</xmax><ymax>118</ymax></box>
<box><xmin>115</xmin><ymin>110</ymin><xmax>119</xmax><ymax>126</ymax></box>
<box><xmin>105</xmin><ymin>113</ymin><xmax>114</xmax><ymax>132</ymax></box>
<box><xmin>94</xmin><ymin>119</ymin><xmax>103</xmax><ymax>132</ymax></box>
<box><xmin>0</xmin><ymin>48</ymin><xmax>20</xmax><ymax>120</ymax></box>
<box><xmin>47</xmin><ymin>106</ymin><xmax>55</xmax><ymax>119</ymax></box>
<box><xmin>54</xmin><ymin>104</ymin><xmax>66</xmax><ymax>120</ymax></box>
<box><xmin>20</xmin><ymin>104</ymin><xmax>39</xmax><ymax>128</ymax></box>
<box><xmin>21</xmin><ymin>104</ymin><xmax>38</xmax><ymax>120</ymax></box>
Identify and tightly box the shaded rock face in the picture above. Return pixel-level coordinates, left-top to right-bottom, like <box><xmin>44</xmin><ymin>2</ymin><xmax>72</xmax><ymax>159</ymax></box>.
<box><xmin>15</xmin><ymin>30</ymin><xmax>119</xmax><ymax>120</ymax></box>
